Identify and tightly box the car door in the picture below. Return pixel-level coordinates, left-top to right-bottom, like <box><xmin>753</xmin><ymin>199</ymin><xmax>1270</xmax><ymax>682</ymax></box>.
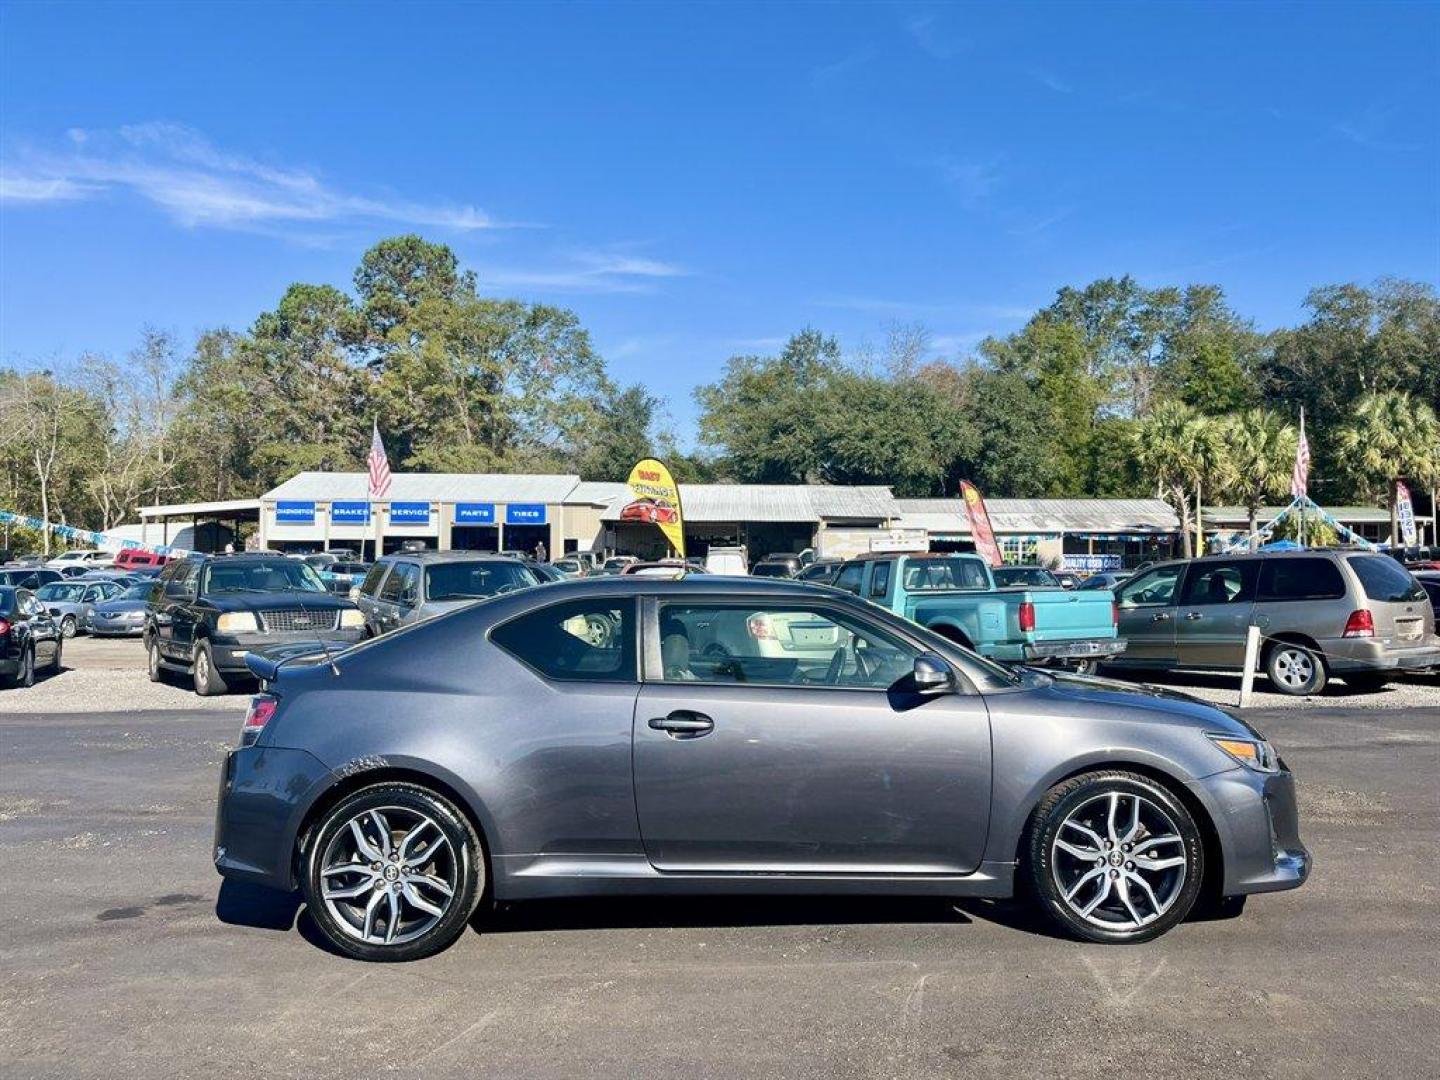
<box><xmin>372</xmin><ymin>562</ymin><xmax>413</xmax><ymax>633</ymax></box>
<box><xmin>1174</xmin><ymin>560</ymin><xmax>1258</xmax><ymax>668</ymax></box>
<box><xmin>18</xmin><ymin>590</ymin><xmax>59</xmax><ymax>665</ymax></box>
<box><xmin>633</xmin><ymin>597</ymin><xmax>992</xmax><ymax>874</ymax></box>
<box><xmin>1114</xmin><ymin>563</ymin><xmax>1185</xmax><ymax>665</ymax></box>
<box><xmin>354</xmin><ymin>562</ymin><xmax>390</xmax><ymax>632</ymax></box>
<box><xmin>156</xmin><ymin>561</ymin><xmax>200</xmax><ymax>658</ymax></box>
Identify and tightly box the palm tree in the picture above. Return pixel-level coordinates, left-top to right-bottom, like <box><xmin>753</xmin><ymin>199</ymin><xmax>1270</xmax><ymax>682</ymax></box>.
<box><xmin>1135</xmin><ymin>400</ymin><xmax>1224</xmax><ymax>558</ymax></box>
<box><xmin>1335</xmin><ymin>391</ymin><xmax>1440</xmax><ymax>544</ymax></box>
<box><xmin>1219</xmin><ymin>410</ymin><xmax>1300</xmax><ymax>549</ymax></box>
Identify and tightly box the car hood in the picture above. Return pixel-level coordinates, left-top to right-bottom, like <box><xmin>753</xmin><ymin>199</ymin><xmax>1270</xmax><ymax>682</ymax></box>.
<box><xmin>1028</xmin><ymin>669</ymin><xmax>1255</xmax><ymax>738</ymax></box>
<box><xmin>202</xmin><ymin>591</ymin><xmax>352</xmax><ymax>612</ymax></box>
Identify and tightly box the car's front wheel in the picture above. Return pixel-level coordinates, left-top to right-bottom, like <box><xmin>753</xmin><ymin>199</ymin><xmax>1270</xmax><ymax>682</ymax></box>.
<box><xmin>192</xmin><ymin>641</ymin><xmax>229</xmax><ymax>696</ymax></box>
<box><xmin>301</xmin><ymin>783</ymin><xmax>484</xmax><ymax>962</ymax></box>
<box><xmin>1026</xmin><ymin>770</ymin><xmax>1205</xmax><ymax>944</ymax></box>
<box><xmin>60</xmin><ymin>615</ymin><xmax>77</xmax><ymax>639</ymax></box>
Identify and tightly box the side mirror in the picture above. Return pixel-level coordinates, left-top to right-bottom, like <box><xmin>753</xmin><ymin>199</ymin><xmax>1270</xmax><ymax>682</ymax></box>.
<box><xmin>912</xmin><ymin>653</ymin><xmax>955</xmax><ymax>694</ymax></box>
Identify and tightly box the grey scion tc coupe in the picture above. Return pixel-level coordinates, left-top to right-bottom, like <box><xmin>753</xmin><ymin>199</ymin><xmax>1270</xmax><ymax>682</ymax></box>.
<box><xmin>215</xmin><ymin>576</ymin><xmax>1309</xmax><ymax>962</ymax></box>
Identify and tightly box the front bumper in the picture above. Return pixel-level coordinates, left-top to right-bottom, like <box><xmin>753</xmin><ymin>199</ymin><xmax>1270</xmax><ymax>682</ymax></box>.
<box><xmin>1319</xmin><ymin>636</ymin><xmax>1440</xmax><ymax>673</ymax></box>
<box><xmin>209</xmin><ymin>629</ymin><xmax>365</xmax><ymax>672</ymax></box>
<box><xmin>1191</xmin><ymin>766</ymin><xmax>1311</xmax><ymax>896</ymax></box>
<box><xmin>214</xmin><ymin>745</ymin><xmax>333</xmax><ymax>889</ymax></box>
<box><xmin>87</xmin><ymin>613</ymin><xmax>146</xmax><ymax>635</ymax></box>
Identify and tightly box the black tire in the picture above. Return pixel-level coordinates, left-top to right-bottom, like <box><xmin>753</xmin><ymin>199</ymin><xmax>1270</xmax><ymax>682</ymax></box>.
<box><xmin>60</xmin><ymin>615</ymin><xmax>77</xmax><ymax>639</ymax></box>
<box><xmin>15</xmin><ymin>646</ymin><xmax>36</xmax><ymax>688</ymax></box>
<box><xmin>49</xmin><ymin>637</ymin><xmax>63</xmax><ymax>673</ymax></box>
<box><xmin>193</xmin><ymin>640</ymin><xmax>229</xmax><ymax>696</ymax></box>
<box><xmin>1025</xmin><ymin>770</ymin><xmax>1205</xmax><ymax>944</ymax></box>
<box><xmin>1343</xmin><ymin>672</ymin><xmax>1390</xmax><ymax>693</ymax></box>
<box><xmin>300</xmin><ymin>782</ymin><xmax>484</xmax><ymax>962</ymax></box>
<box><xmin>146</xmin><ymin>635</ymin><xmax>165</xmax><ymax>683</ymax></box>
<box><xmin>1265</xmin><ymin>641</ymin><xmax>1327</xmax><ymax>696</ymax></box>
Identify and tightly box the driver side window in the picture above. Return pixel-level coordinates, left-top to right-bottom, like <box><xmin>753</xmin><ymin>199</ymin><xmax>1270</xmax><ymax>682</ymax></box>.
<box><xmin>657</xmin><ymin>603</ymin><xmax>919</xmax><ymax>690</ymax></box>
<box><xmin>1116</xmin><ymin>565</ymin><xmax>1184</xmax><ymax>608</ymax></box>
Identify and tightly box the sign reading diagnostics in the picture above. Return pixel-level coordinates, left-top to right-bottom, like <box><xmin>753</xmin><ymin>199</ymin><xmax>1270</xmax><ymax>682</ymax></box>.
<box><xmin>275</xmin><ymin>501</ymin><xmax>315</xmax><ymax>524</ymax></box>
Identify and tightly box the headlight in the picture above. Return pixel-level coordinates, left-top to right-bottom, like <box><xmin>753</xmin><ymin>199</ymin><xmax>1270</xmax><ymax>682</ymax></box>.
<box><xmin>339</xmin><ymin>609</ymin><xmax>366</xmax><ymax>629</ymax></box>
<box><xmin>215</xmin><ymin>612</ymin><xmax>260</xmax><ymax>633</ymax></box>
<box><xmin>1207</xmin><ymin>733</ymin><xmax>1280</xmax><ymax>774</ymax></box>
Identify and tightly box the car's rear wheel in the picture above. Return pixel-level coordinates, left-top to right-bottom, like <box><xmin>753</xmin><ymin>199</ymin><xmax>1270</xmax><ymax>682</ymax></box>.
<box><xmin>49</xmin><ymin>637</ymin><xmax>63</xmax><ymax>672</ymax></box>
<box><xmin>1266</xmin><ymin>642</ymin><xmax>1327</xmax><ymax>696</ymax></box>
<box><xmin>7</xmin><ymin>646</ymin><xmax>36</xmax><ymax>689</ymax></box>
<box><xmin>60</xmin><ymin>615</ymin><xmax>77</xmax><ymax>639</ymax></box>
<box><xmin>1026</xmin><ymin>770</ymin><xmax>1205</xmax><ymax>944</ymax></box>
<box><xmin>301</xmin><ymin>783</ymin><xmax>483</xmax><ymax>962</ymax></box>
<box><xmin>193</xmin><ymin>641</ymin><xmax>229</xmax><ymax>696</ymax></box>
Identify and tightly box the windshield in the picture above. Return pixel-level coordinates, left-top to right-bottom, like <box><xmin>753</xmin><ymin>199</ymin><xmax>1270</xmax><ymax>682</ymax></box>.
<box><xmin>38</xmin><ymin>583</ymin><xmax>86</xmax><ymax>602</ymax></box>
<box><xmin>121</xmin><ymin>583</ymin><xmax>152</xmax><ymax>600</ymax></box>
<box><xmin>603</xmin><ymin>559</ymin><xmax>631</xmax><ymax>570</ymax></box>
<box><xmin>993</xmin><ymin>567</ymin><xmax>1060</xmax><ymax>587</ymax></box>
<box><xmin>203</xmin><ymin>560</ymin><xmax>327</xmax><ymax>594</ymax></box>
<box><xmin>425</xmin><ymin>561</ymin><xmax>536</xmax><ymax>601</ymax></box>
<box><xmin>901</xmin><ymin>557</ymin><xmax>990</xmax><ymax>591</ymax></box>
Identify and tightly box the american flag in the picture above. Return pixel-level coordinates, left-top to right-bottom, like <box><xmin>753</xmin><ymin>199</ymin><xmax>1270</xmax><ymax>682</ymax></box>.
<box><xmin>1290</xmin><ymin>410</ymin><xmax>1310</xmax><ymax>500</ymax></box>
<box><xmin>367</xmin><ymin>419</ymin><xmax>392</xmax><ymax>499</ymax></box>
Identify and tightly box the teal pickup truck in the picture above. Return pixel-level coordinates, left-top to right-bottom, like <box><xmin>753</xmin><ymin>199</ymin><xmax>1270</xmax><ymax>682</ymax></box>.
<box><xmin>829</xmin><ymin>553</ymin><xmax>1125</xmax><ymax>672</ymax></box>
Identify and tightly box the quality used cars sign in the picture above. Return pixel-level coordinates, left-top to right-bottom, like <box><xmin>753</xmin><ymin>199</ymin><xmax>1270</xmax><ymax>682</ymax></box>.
<box><xmin>625</xmin><ymin>458</ymin><xmax>686</xmax><ymax>557</ymax></box>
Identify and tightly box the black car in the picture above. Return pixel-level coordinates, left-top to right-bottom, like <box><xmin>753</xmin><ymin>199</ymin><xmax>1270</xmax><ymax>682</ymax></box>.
<box><xmin>752</xmin><ymin>553</ymin><xmax>805</xmax><ymax>578</ymax></box>
<box><xmin>795</xmin><ymin>558</ymin><xmax>843</xmax><ymax>585</ymax></box>
<box><xmin>145</xmin><ymin>554</ymin><xmax>366</xmax><ymax>696</ymax></box>
<box><xmin>1416</xmin><ymin>572</ymin><xmax>1440</xmax><ymax>613</ymax></box>
<box><xmin>0</xmin><ymin>567</ymin><xmax>63</xmax><ymax>590</ymax></box>
<box><xmin>0</xmin><ymin>586</ymin><xmax>63</xmax><ymax>687</ymax></box>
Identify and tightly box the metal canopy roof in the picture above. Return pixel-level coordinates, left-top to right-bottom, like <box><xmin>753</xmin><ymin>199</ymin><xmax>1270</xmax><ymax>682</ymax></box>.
<box><xmin>138</xmin><ymin>498</ymin><xmax>261</xmax><ymax>520</ymax></box>
<box><xmin>894</xmin><ymin>498</ymin><xmax>1180</xmax><ymax>535</ymax></box>
<box><xmin>263</xmin><ymin>472</ymin><xmax>583</xmax><ymax>504</ymax></box>
<box><xmin>600</xmin><ymin>484</ymin><xmax>899</xmax><ymax>523</ymax></box>
<box><xmin>1203</xmin><ymin>505</ymin><xmax>1431</xmax><ymax>526</ymax></box>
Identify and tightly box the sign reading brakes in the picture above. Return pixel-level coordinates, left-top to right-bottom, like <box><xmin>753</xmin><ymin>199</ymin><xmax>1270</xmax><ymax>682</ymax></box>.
<box><xmin>624</xmin><ymin>458</ymin><xmax>686</xmax><ymax>557</ymax></box>
<box><xmin>330</xmin><ymin>501</ymin><xmax>370</xmax><ymax>524</ymax></box>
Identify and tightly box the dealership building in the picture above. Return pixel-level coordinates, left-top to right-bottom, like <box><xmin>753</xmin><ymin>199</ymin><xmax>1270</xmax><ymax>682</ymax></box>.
<box><xmin>130</xmin><ymin>470</ymin><xmax>1430</xmax><ymax>564</ymax></box>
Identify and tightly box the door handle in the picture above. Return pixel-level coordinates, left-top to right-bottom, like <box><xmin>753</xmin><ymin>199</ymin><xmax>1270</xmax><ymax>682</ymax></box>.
<box><xmin>1151</xmin><ymin>612</ymin><xmax>1171</xmax><ymax>622</ymax></box>
<box><xmin>1183</xmin><ymin>611</ymin><xmax>1203</xmax><ymax>621</ymax></box>
<box><xmin>648</xmin><ymin>711</ymin><xmax>714</xmax><ymax>738</ymax></box>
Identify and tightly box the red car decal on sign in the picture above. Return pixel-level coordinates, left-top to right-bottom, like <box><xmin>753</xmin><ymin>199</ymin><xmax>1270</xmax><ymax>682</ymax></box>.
<box><xmin>620</xmin><ymin>498</ymin><xmax>678</xmax><ymax>525</ymax></box>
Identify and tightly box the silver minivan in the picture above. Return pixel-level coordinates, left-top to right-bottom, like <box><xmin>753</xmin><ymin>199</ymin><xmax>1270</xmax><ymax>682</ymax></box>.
<box><xmin>354</xmin><ymin>552</ymin><xmax>540</xmax><ymax>636</ymax></box>
<box><xmin>1112</xmin><ymin>551</ymin><xmax>1439</xmax><ymax>694</ymax></box>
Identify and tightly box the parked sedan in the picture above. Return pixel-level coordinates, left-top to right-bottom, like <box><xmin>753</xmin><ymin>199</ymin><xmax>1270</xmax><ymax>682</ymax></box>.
<box><xmin>0</xmin><ymin>586</ymin><xmax>63</xmax><ymax>687</ymax></box>
<box><xmin>1078</xmin><ymin>571</ymin><xmax>1130</xmax><ymax>591</ymax></box>
<box><xmin>36</xmin><ymin>579</ymin><xmax>124</xmax><ymax>637</ymax></box>
<box><xmin>217</xmin><ymin>576</ymin><xmax>1309</xmax><ymax>961</ymax></box>
<box><xmin>86</xmin><ymin>581</ymin><xmax>156</xmax><ymax>636</ymax></box>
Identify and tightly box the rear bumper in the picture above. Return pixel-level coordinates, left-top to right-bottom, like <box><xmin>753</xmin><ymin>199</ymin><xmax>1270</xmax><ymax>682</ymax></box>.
<box><xmin>1021</xmin><ymin>639</ymin><xmax>1128</xmax><ymax>662</ymax></box>
<box><xmin>1319</xmin><ymin>637</ymin><xmax>1440</xmax><ymax>672</ymax></box>
<box><xmin>1191</xmin><ymin>766</ymin><xmax>1310</xmax><ymax>896</ymax></box>
<box><xmin>214</xmin><ymin>745</ymin><xmax>333</xmax><ymax>889</ymax></box>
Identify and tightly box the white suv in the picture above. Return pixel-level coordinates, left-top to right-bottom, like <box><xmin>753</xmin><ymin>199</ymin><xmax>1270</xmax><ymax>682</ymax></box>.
<box><xmin>45</xmin><ymin>550</ymin><xmax>115</xmax><ymax>571</ymax></box>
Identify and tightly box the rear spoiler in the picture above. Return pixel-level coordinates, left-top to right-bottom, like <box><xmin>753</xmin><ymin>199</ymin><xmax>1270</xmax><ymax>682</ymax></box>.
<box><xmin>243</xmin><ymin>641</ymin><xmax>341</xmax><ymax>683</ymax></box>
<box><xmin>244</xmin><ymin>652</ymin><xmax>282</xmax><ymax>683</ymax></box>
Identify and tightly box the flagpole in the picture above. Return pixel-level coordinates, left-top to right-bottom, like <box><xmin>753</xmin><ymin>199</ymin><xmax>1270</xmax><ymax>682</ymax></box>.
<box><xmin>1298</xmin><ymin>409</ymin><xmax>1306</xmax><ymax>548</ymax></box>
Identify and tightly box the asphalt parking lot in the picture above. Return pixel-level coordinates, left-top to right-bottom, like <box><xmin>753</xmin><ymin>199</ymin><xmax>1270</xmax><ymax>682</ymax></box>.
<box><xmin>1</xmin><ymin>641</ymin><xmax>1438</xmax><ymax>1078</ymax></box>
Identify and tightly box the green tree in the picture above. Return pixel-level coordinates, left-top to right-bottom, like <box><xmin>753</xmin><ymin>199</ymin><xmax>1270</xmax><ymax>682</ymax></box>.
<box><xmin>1218</xmin><ymin>410</ymin><xmax>1299</xmax><ymax>548</ymax></box>
<box><xmin>1134</xmin><ymin>400</ymin><xmax>1224</xmax><ymax>558</ymax></box>
<box><xmin>1334</xmin><ymin>391</ymin><xmax>1440</xmax><ymax>543</ymax></box>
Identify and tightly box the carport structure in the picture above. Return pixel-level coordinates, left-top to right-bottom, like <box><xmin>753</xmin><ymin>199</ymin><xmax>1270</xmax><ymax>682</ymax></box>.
<box><xmin>136</xmin><ymin>498</ymin><xmax>261</xmax><ymax>553</ymax></box>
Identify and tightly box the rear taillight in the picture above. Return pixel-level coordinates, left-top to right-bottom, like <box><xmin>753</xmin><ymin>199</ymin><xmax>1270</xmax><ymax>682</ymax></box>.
<box><xmin>1018</xmin><ymin>601</ymin><xmax>1036</xmax><ymax>633</ymax></box>
<box><xmin>0</xmin><ymin>618</ymin><xmax>10</xmax><ymax>637</ymax></box>
<box><xmin>747</xmin><ymin>614</ymin><xmax>775</xmax><ymax>639</ymax></box>
<box><xmin>1342</xmin><ymin>610</ymin><xmax>1375</xmax><ymax>638</ymax></box>
<box><xmin>1112</xmin><ymin>601</ymin><xmax>1119</xmax><ymax>628</ymax></box>
<box><xmin>240</xmin><ymin>694</ymin><xmax>277</xmax><ymax>745</ymax></box>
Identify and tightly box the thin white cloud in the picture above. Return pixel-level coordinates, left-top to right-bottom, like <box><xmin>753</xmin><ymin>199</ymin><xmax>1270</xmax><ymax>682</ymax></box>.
<box><xmin>1</xmin><ymin>122</ymin><xmax>503</xmax><ymax>231</ymax></box>
<box><xmin>0</xmin><ymin>174</ymin><xmax>99</xmax><ymax>201</ymax></box>
<box><xmin>479</xmin><ymin>250</ymin><xmax>688</xmax><ymax>295</ymax></box>
<box><xmin>815</xmin><ymin>295</ymin><xmax>1034</xmax><ymax>322</ymax></box>
<box><xmin>1026</xmin><ymin>67</ymin><xmax>1074</xmax><ymax>95</ymax></box>
<box><xmin>903</xmin><ymin>12</ymin><xmax>969</xmax><ymax>60</ymax></box>
<box><xmin>934</xmin><ymin>154</ymin><xmax>1003</xmax><ymax>207</ymax></box>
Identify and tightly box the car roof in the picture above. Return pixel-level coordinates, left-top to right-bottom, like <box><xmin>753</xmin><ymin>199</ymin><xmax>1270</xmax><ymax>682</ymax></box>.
<box><xmin>381</xmin><ymin>550</ymin><xmax>526</xmax><ymax>564</ymax></box>
<box><xmin>515</xmin><ymin>575</ymin><xmax>841</xmax><ymax>599</ymax></box>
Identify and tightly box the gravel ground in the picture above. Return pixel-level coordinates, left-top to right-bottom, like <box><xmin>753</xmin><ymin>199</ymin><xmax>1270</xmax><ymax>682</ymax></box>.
<box><xmin>0</xmin><ymin>636</ymin><xmax>246</xmax><ymax>714</ymax></box>
<box><xmin>5</xmin><ymin>634</ymin><xmax>1437</xmax><ymax>715</ymax></box>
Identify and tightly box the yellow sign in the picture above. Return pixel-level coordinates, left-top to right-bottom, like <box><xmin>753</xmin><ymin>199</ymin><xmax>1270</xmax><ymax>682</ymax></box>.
<box><xmin>624</xmin><ymin>458</ymin><xmax>686</xmax><ymax>557</ymax></box>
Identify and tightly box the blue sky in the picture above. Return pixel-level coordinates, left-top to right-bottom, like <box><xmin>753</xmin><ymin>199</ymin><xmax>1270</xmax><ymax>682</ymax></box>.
<box><xmin>2</xmin><ymin>1</ymin><xmax>1436</xmax><ymax>445</ymax></box>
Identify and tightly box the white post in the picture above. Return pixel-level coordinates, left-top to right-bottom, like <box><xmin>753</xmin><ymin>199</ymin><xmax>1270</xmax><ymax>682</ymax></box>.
<box><xmin>1239</xmin><ymin>625</ymin><xmax>1262</xmax><ymax>708</ymax></box>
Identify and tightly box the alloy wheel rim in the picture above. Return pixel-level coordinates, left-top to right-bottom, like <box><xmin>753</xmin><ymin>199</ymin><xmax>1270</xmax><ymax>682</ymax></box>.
<box><xmin>196</xmin><ymin>651</ymin><xmax>209</xmax><ymax>683</ymax></box>
<box><xmin>319</xmin><ymin>806</ymin><xmax>458</xmax><ymax>946</ymax></box>
<box><xmin>1274</xmin><ymin>648</ymin><xmax>1314</xmax><ymax>689</ymax></box>
<box><xmin>1051</xmin><ymin>791</ymin><xmax>1187</xmax><ymax>931</ymax></box>
<box><xmin>62</xmin><ymin>618</ymin><xmax>76</xmax><ymax>638</ymax></box>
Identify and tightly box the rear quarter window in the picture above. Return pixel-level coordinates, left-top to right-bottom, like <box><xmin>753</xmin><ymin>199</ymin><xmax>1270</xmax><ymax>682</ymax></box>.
<box><xmin>1345</xmin><ymin>556</ymin><xmax>1424</xmax><ymax>603</ymax></box>
<box><xmin>490</xmin><ymin>597</ymin><xmax>635</xmax><ymax>682</ymax></box>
